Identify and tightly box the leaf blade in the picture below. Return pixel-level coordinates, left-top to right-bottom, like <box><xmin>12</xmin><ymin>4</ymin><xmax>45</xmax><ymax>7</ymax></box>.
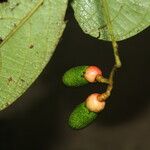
<box><xmin>0</xmin><ymin>0</ymin><xmax>68</xmax><ymax>110</ymax></box>
<box><xmin>72</xmin><ymin>0</ymin><xmax>150</xmax><ymax>41</ymax></box>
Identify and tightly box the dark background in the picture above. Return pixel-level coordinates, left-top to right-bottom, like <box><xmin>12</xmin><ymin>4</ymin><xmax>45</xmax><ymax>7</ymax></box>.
<box><xmin>0</xmin><ymin>1</ymin><xmax>150</xmax><ymax>150</ymax></box>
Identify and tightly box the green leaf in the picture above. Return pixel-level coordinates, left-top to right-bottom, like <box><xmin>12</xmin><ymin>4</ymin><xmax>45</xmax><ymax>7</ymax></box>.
<box><xmin>0</xmin><ymin>0</ymin><xmax>68</xmax><ymax>110</ymax></box>
<box><xmin>72</xmin><ymin>0</ymin><xmax>150</xmax><ymax>41</ymax></box>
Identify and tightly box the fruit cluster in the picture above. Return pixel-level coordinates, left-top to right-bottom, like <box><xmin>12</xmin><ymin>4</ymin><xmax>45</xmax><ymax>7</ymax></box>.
<box><xmin>63</xmin><ymin>66</ymin><xmax>110</xmax><ymax>129</ymax></box>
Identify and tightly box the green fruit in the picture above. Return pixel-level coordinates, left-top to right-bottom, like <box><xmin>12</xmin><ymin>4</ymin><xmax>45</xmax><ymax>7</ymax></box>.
<box><xmin>68</xmin><ymin>102</ymin><xmax>98</xmax><ymax>129</ymax></box>
<box><xmin>62</xmin><ymin>66</ymin><xmax>88</xmax><ymax>87</ymax></box>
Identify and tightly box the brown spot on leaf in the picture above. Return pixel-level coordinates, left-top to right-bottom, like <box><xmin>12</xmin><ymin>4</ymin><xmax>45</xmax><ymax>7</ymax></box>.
<box><xmin>0</xmin><ymin>37</ymin><xmax>3</xmax><ymax>44</ymax></box>
<box><xmin>8</xmin><ymin>77</ymin><xmax>13</xmax><ymax>82</ymax></box>
<box><xmin>10</xmin><ymin>2</ymin><xmax>20</xmax><ymax>11</ymax></box>
<box><xmin>14</xmin><ymin>23</ymin><xmax>17</xmax><ymax>27</ymax></box>
<box><xmin>7</xmin><ymin>77</ymin><xmax>13</xmax><ymax>85</ymax></box>
<box><xmin>20</xmin><ymin>78</ymin><xmax>25</xmax><ymax>82</ymax></box>
<box><xmin>41</xmin><ymin>2</ymin><xmax>44</xmax><ymax>6</ymax></box>
<box><xmin>29</xmin><ymin>44</ymin><xmax>34</xmax><ymax>49</ymax></box>
<box><xmin>16</xmin><ymin>2</ymin><xmax>19</xmax><ymax>6</ymax></box>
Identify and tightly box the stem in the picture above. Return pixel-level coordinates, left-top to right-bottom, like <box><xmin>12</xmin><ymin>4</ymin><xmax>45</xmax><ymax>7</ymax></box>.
<box><xmin>97</xmin><ymin>67</ymin><xmax>116</xmax><ymax>102</ymax></box>
<box><xmin>98</xmin><ymin>0</ymin><xmax>122</xmax><ymax>101</ymax></box>
<box><xmin>96</xmin><ymin>75</ymin><xmax>110</xmax><ymax>84</ymax></box>
<box><xmin>112</xmin><ymin>41</ymin><xmax>121</xmax><ymax>68</ymax></box>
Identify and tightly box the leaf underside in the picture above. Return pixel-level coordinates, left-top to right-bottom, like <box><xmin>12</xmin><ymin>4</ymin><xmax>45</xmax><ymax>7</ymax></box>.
<box><xmin>72</xmin><ymin>0</ymin><xmax>150</xmax><ymax>41</ymax></box>
<box><xmin>0</xmin><ymin>0</ymin><xmax>68</xmax><ymax>110</ymax></box>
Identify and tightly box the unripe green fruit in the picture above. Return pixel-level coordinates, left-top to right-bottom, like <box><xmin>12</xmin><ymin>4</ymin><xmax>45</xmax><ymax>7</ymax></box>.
<box><xmin>62</xmin><ymin>66</ymin><xmax>88</xmax><ymax>87</ymax></box>
<box><xmin>68</xmin><ymin>103</ymin><xmax>98</xmax><ymax>129</ymax></box>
